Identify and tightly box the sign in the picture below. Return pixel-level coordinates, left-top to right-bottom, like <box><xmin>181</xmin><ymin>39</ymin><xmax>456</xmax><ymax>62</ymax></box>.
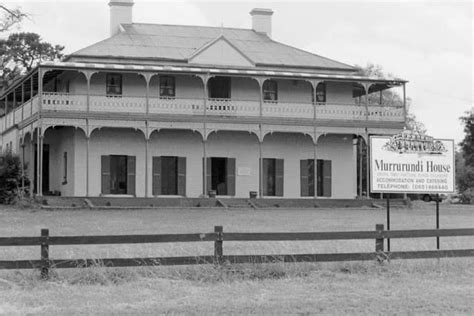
<box><xmin>370</xmin><ymin>131</ymin><xmax>455</xmax><ymax>194</ymax></box>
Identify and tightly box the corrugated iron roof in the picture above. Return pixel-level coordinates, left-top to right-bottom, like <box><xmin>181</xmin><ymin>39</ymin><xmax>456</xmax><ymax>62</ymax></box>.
<box><xmin>68</xmin><ymin>23</ymin><xmax>356</xmax><ymax>71</ymax></box>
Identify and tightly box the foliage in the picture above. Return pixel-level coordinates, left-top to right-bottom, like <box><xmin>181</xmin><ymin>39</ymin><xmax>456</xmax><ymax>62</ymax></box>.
<box><xmin>457</xmin><ymin>111</ymin><xmax>474</xmax><ymax>201</ymax></box>
<box><xmin>355</xmin><ymin>63</ymin><xmax>424</xmax><ymax>134</ymax></box>
<box><xmin>0</xmin><ymin>32</ymin><xmax>64</xmax><ymax>82</ymax></box>
<box><xmin>0</xmin><ymin>152</ymin><xmax>29</xmax><ymax>204</ymax></box>
<box><xmin>0</xmin><ymin>4</ymin><xmax>27</xmax><ymax>33</ymax></box>
<box><xmin>459</xmin><ymin>111</ymin><xmax>474</xmax><ymax>167</ymax></box>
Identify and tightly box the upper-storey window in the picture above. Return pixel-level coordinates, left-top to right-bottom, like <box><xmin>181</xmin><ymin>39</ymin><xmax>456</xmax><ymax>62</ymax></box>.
<box><xmin>315</xmin><ymin>82</ymin><xmax>326</xmax><ymax>103</ymax></box>
<box><xmin>263</xmin><ymin>80</ymin><xmax>278</xmax><ymax>101</ymax></box>
<box><xmin>160</xmin><ymin>76</ymin><xmax>176</xmax><ymax>97</ymax></box>
<box><xmin>106</xmin><ymin>74</ymin><xmax>122</xmax><ymax>96</ymax></box>
<box><xmin>208</xmin><ymin>77</ymin><xmax>231</xmax><ymax>99</ymax></box>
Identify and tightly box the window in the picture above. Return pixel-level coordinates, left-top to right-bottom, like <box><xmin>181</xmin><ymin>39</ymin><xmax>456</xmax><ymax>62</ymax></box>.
<box><xmin>62</xmin><ymin>152</ymin><xmax>68</xmax><ymax>184</ymax></box>
<box><xmin>106</xmin><ymin>74</ymin><xmax>122</xmax><ymax>96</ymax></box>
<box><xmin>159</xmin><ymin>76</ymin><xmax>176</xmax><ymax>97</ymax></box>
<box><xmin>263</xmin><ymin>80</ymin><xmax>278</xmax><ymax>101</ymax></box>
<box><xmin>315</xmin><ymin>82</ymin><xmax>326</xmax><ymax>103</ymax></box>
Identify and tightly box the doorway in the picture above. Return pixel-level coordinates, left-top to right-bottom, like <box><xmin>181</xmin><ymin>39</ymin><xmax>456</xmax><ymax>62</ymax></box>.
<box><xmin>34</xmin><ymin>144</ymin><xmax>49</xmax><ymax>194</ymax></box>
<box><xmin>110</xmin><ymin>155</ymin><xmax>127</xmax><ymax>194</ymax></box>
<box><xmin>211</xmin><ymin>157</ymin><xmax>227</xmax><ymax>195</ymax></box>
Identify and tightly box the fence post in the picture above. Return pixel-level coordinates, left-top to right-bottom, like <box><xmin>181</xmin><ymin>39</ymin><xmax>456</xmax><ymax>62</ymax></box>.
<box><xmin>375</xmin><ymin>224</ymin><xmax>384</xmax><ymax>252</ymax></box>
<box><xmin>40</xmin><ymin>228</ymin><xmax>50</xmax><ymax>279</ymax></box>
<box><xmin>214</xmin><ymin>226</ymin><xmax>223</xmax><ymax>264</ymax></box>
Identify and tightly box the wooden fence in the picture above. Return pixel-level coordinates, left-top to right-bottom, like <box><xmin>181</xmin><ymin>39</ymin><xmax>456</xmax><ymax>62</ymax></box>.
<box><xmin>1</xmin><ymin>224</ymin><xmax>474</xmax><ymax>279</ymax></box>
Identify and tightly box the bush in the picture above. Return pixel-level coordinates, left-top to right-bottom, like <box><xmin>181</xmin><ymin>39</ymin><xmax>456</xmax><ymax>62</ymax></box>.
<box><xmin>0</xmin><ymin>152</ymin><xmax>30</xmax><ymax>204</ymax></box>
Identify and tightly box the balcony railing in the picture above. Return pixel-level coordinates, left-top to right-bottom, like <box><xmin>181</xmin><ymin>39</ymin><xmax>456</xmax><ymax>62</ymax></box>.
<box><xmin>1</xmin><ymin>93</ymin><xmax>405</xmax><ymax>133</ymax></box>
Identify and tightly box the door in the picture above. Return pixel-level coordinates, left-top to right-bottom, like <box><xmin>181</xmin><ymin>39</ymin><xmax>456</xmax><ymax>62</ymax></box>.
<box><xmin>317</xmin><ymin>159</ymin><xmax>332</xmax><ymax>197</ymax></box>
<box><xmin>110</xmin><ymin>155</ymin><xmax>127</xmax><ymax>194</ymax></box>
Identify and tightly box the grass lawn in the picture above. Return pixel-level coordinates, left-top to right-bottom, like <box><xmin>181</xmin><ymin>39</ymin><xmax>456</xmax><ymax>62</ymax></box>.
<box><xmin>0</xmin><ymin>202</ymin><xmax>473</xmax><ymax>314</ymax></box>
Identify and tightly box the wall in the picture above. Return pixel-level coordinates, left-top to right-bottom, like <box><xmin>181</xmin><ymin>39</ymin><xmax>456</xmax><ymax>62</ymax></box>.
<box><xmin>44</xmin><ymin>127</ymin><xmax>76</xmax><ymax>196</ymax></box>
<box><xmin>46</xmin><ymin>128</ymin><xmax>356</xmax><ymax>198</ymax></box>
<box><xmin>1</xmin><ymin>128</ymin><xmax>19</xmax><ymax>153</ymax></box>
<box><xmin>63</xmin><ymin>70</ymin><xmax>356</xmax><ymax>105</ymax></box>
<box><xmin>317</xmin><ymin>134</ymin><xmax>357</xmax><ymax>198</ymax></box>
<box><xmin>148</xmin><ymin>129</ymin><xmax>204</xmax><ymax>197</ymax></box>
<box><xmin>206</xmin><ymin>131</ymin><xmax>260</xmax><ymax>196</ymax></box>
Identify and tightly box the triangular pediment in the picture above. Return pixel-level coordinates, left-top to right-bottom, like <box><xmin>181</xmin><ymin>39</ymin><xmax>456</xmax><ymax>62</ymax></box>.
<box><xmin>188</xmin><ymin>35</ymin><xmax>254</xmax><ymax>67</ymax></box>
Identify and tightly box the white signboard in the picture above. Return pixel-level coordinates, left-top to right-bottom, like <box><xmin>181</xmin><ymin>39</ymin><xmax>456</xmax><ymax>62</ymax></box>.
<box><xmin>370</xmin><ymin>133</ymin><xmax>455</xmax><ymax>194</ymax></box>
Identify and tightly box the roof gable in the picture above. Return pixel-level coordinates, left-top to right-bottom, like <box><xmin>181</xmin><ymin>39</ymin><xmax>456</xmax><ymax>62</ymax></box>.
<box><xmin>188</xmin><ymin>35</ymin><xmax>254</xmax><ymax>67</ymax></box>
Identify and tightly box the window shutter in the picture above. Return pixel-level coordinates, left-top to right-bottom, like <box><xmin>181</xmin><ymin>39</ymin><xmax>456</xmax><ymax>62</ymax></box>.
<box><xmin>226</xmin><ymin>158</ymin><xmax>236</xmax><ymax>196</ymax></box>
<box><xmin>262</xmin><ymin>158</ymin><xmax>268</xmax><ymax>196</ymax></box>
<box><xmin>127</xmin><ymin>156</ymin><xmax>136</xmax><ymax>196</ymax></box>
<box><xmin>101</xmin><ymin>156</ymin><xmax>111</xmax><ymax>194</ymax></box>
<box><xmin>203</xmin><ymin>157</ymin><xmax>212</xmax><ymax>195</ymax></box>
<box><xmin>177</xmin><ymin>157</ymin><xmax>186</xmax><ymax>196</ymax></box>
<box><xmin>300</xmin><ymin>160</ymin><xmax>309</xmax><ymax>197</ymax></box>
<box><xmin>275</xmin><ymin>159</ymin><xmax>284</xmax><ymax>197</ymax></box>
<box><xmin>323</xmin><ymin>160</ymin><xmax>332</xmax><ymax>197</ymax></box>
<box><xmin>152</xmin><ymin>156</ymin><xmax>161</xmax><ymax>196</ymax></box>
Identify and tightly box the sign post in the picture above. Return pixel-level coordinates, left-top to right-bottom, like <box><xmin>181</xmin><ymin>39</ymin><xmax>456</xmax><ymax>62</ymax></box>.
<box><xmin>370</xmin><ymin>131</ymin><xmax>455</xmax><ymax>251</ymax></box>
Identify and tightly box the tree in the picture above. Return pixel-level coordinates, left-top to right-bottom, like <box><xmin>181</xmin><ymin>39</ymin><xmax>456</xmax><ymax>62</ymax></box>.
<box><xmin>0</xmin><ymin>152</ymin><xmax>29</xmax><ymax>204</ymax></box>
<box><xmin>355</xmin><ymin>63</ymin><xmax>425</xmax><ymax>133</ymax></box>
<box><xmin>457</xmin><ymin>110</ymin><xmax>474</xmax><ymax>196</ymax></box>
<box><xmin>0</xmin><ymin>4</ymin><xmax>27</xmax><ymax>33</ymax></box>
<box><xmin>0</xmin><ymin>32</ymin><xmax>64</xmax><ymax>82</ymax></box>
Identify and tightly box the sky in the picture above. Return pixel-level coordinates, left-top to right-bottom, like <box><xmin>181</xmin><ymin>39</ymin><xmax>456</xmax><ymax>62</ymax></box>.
<box><xmin>3</xmin><ymin>0</ymin><xmax>473</xmax><ymax>144</ymax></box>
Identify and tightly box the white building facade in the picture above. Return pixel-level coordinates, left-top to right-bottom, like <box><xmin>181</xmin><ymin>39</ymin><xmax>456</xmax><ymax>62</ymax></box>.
<box><xmin>0</xmin><ymin>2</ymin><xmax>407</xmax><ymax>199</ymax></box>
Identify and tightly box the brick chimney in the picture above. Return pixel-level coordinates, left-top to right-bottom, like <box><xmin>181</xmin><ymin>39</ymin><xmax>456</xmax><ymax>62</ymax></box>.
<box><xmin>109</xmin><ymin>0</ymin><xmax>134</xmax><ymax>36</ymax></box>
<box><xmin>250</xmin><ymin>8</ymin><xmax>273</xmax><ymax>37</ymax></box>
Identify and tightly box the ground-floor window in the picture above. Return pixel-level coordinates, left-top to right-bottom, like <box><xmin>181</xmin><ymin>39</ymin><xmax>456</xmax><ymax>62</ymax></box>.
<box><xmin>152</xmin><ymin>156</ymin><xmax>186</xmax><ymax>196</ymax></box>
<box><xmin>101</xmin><ymin>155</ymin><xmax>136</xmax><ymax>195</ymax></box>
<box><xmin>205</xmin><ymin>157</ymin><xmax>235</xmax><ymax>196</ymax></box>
<box><xmin>301</xmin><ymin>159</ymin><xmax>332</xmax><ymax>197</ymax></box>
<box><xmin>262</xmin><ymin>158</ymin><xmax>284</xmax><ymax>196</ymax></box>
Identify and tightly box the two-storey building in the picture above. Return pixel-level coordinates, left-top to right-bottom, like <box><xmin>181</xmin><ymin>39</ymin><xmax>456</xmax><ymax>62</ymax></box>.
<box><xmin>0</xmin><ymin>1</ymin><xmax>407</xmax><ymax>199</ymax></box>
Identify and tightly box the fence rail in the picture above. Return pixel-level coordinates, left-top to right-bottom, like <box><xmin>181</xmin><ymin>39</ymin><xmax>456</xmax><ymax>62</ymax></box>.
<box><xmin>1</xmin><ymin>225</ymin><xmax>473</xmax><ymax>279</ymax></box>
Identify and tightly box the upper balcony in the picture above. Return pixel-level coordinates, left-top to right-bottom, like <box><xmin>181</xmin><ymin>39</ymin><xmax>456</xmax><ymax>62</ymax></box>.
<box><xmin>0</xmin><ymin>64</ymin><xmax>407</xmax><ymax>133</ymax></box>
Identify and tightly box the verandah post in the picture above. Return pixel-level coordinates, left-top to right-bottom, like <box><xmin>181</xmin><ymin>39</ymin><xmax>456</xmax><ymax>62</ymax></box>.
<box><xmin>40</xmin><ymin>228</ymin><xmax>50</xmax><ymax>279</ymax></box>
<box><xmin>375</xmin><ymin>224</ymin><xmax>384</xmax><ymax>253</ymax></box>
<box><xmin>214</xmin><ymin>226</ymin><xmax>223</xmax><ymax>264</ymax></box>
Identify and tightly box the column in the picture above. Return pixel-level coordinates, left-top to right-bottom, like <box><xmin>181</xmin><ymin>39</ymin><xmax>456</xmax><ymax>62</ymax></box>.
<box><xmin>403</xmin><ymin>83</ymin><xmax>407</xmax><ymax>123</ymax></box>
<box><xmin>365</xmin><ymin>131</ymin><xmax>370</xmax><ymax>198</ymax></box>
<box><xmin>86</xmin><ymin>135</ymin><xmax>90</xmax><ymax>197</ymax></box>
<box><xmin>30</xmin><ymin>134</ymin><xmax>34</xmax><ymax>198</ymax></box>
<box><xmin>359</xmin><ymin>136</ymin><xmax>363</xmax><ymax>197</ymax></box>
<box><xmin>145</xmin><ymin>131</ymin><xmax>149</xmax><ymax>198</ymax></box>
<box><xmin>257</xmin><ymin>78</ymin><xmax>264</xmax><ymax>198</ymax></box>
<box><xmin>21</xmin><ymin>83</ymin><xmax>24</xmax><ymax>122</ymax></box>
<box><xmin>37</xmin><ymin>69</ymin><xmax>44</xmax><ymax>196</ymax></box>
<box><xmin>201</xmin><ymin>75</ymin><xmax>209</xmax><ymax>196</ymax></box>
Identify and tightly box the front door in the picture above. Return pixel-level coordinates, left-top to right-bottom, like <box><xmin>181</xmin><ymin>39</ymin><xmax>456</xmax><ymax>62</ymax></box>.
<box><xmin>211</xmin><ymin>157</ymin><xmax>227</xmax><ymax>195</ymax></box>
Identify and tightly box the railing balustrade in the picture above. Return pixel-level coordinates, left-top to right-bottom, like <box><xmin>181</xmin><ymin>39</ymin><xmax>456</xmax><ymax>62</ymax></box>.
<box><xmin>0</xmin><ymin>93</ymin><xmax>406</xmax><ymax>134</ymax></box>
<box><xmin>149</xmin><ymin>97</ymin><xmax>203</xmax><ymax>115</ymax></box>
<box><xmin>207</xmin><ymin>98</ymin><xmax>260</xmax><ymax>117</ymax></box>
<box><xmin>263</xmin><ymin>101</ymin><xmax>314</xmax><ymax>119</ymax></box>
<box><xmin>367</xmin><ymin>106</ymin><xmax>404</xmax><ymax>122</ymax></box>
<box><xmin>42</xmin><ymin>92</ymin><xmax>87</xmax><ymax>112</ymax></box>
<box><xmin>316</xmin><ymin>103</ymin><xmax>367</xmax><ymax>120</ymax></box>
<box><xmin>90</xmin><ymin>95</ymin><xmax>146</xmax><ymax>113</ymax></box>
